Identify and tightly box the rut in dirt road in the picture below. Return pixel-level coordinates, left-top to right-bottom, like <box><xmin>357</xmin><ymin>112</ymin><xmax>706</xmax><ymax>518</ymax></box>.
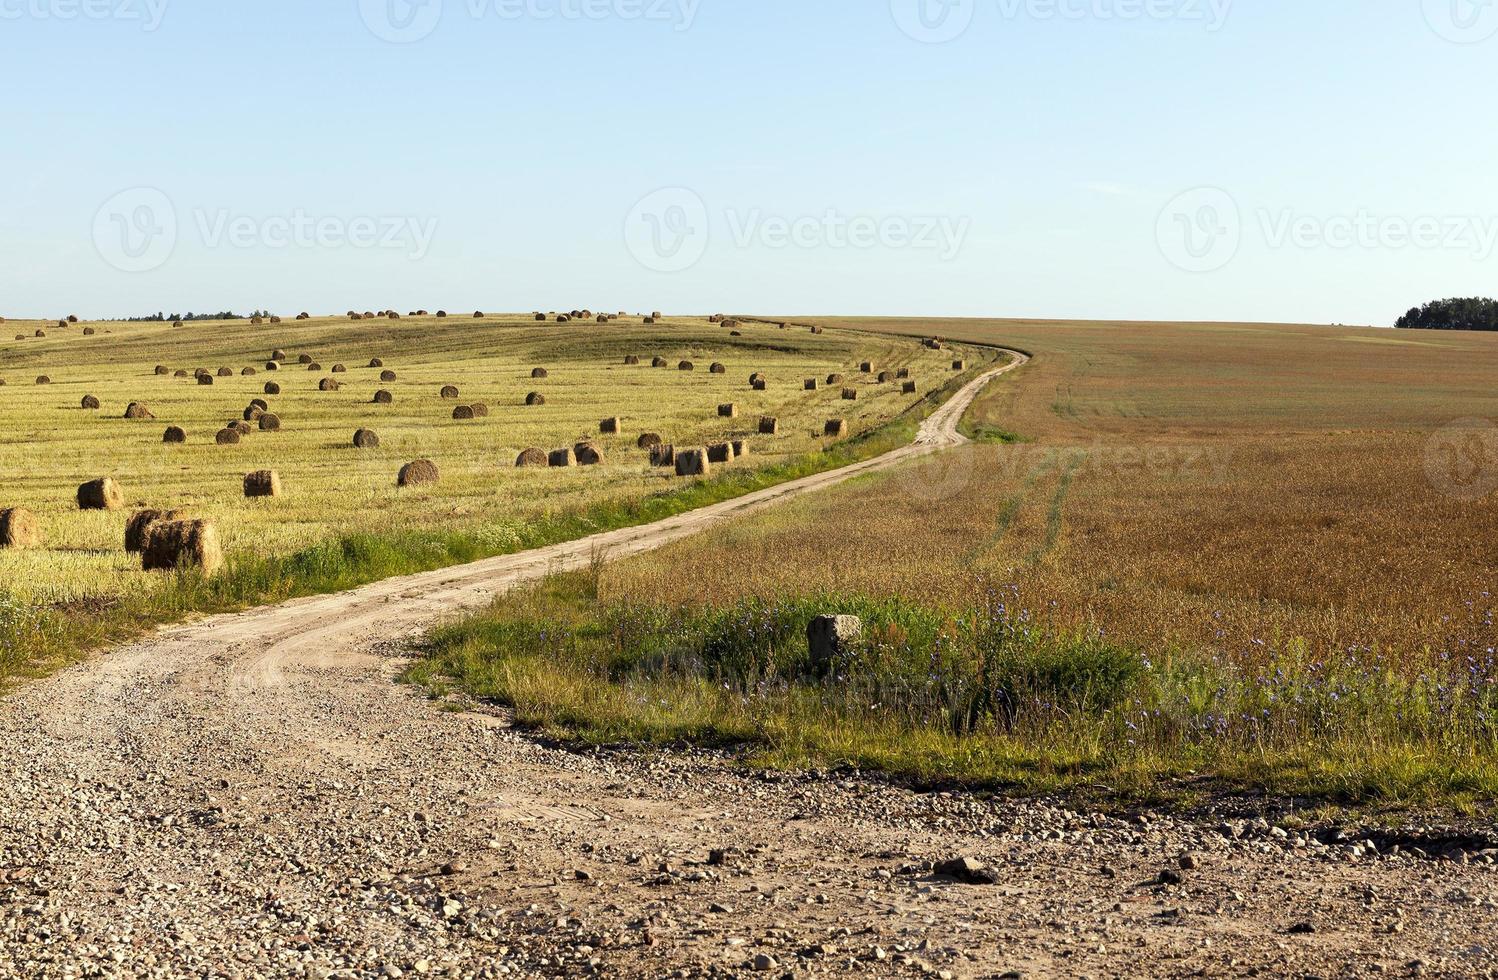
<box><xmin>3</xmin><ymin>347</ymin><xmax>1496</xmax><ymax>980</ymax></box>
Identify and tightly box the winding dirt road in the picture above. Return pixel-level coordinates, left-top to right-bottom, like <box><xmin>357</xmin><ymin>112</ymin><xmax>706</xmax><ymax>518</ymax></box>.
<box><xmin>4</xmin><ymin>349</ymin><xmax>1497</xmax><ymax>979</ymax></box>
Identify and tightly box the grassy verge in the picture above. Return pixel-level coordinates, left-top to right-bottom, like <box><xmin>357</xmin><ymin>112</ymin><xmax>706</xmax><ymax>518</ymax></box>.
<box><xmin>0</xmin><ymin>351</ymin><xmax>1003</xmax><ymax>690</ymax></box>
<box><xmin>408</xmin><ymin>573</ymin><xmax>1498</xmax><ymax>812</ymax></box>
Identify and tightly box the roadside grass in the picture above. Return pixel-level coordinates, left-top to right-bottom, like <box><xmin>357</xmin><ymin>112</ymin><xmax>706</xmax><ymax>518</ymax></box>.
<box><xmin>0</xmin><ymin>350</ymin><xmax>999</xmax><ymax>689</ymax></box>
<box><xmin>409</xmin><ymin>572</ymin><xmax>1498</xmax><ymax>810</ymax></box>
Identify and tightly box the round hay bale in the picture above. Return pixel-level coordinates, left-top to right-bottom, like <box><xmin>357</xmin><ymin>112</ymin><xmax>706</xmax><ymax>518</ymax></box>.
<box><xmin>270</xmin><ymin>315</ymin><xmax>282</xmax><ymax>324</ymax></box>
<box><xmin>250</xmin><ymin>316</ymin><xmax>263</xmax><ymax>326</ymax></box>
<box><xmin>535</xmin><ymin>313</ymin><xmax>547</xmax><ymax>322</ymax></box>
<box><xmin>717</xmin><ymin>403</ymin><xmax>737</xmax><ymax>418</ymax></box>
<box><xmin>353</xmin><ymin>428</ymin><xmax>380</xmax><ymax>449</ymax></box>
<box><xmin>643</xmin><ymin>317</ymin><xmax>656</xmax><ymax>325</ymax></box>
<box><xmin>319</xmin><ymin>378</ymin><xmax>340</xmax><ymax>392</ymax></box>
<box><xmin>707</xmin><ymin>442</ymin><xmax>734</xmax><ymax>464</ymax></box>
<box><xmin>531</xmin><ymin>368</ymin><xmax>549</xmax><ymax>379</ymax></box>
<box><xmin>83</xmin><ymin>326</ymin><xmax>96</xmax><ymax>336</ymax></box>
<box><xmin>574</xmin><ymin>442</ymin><xmax>605</xmax><ymax>466</ymax></box>
<box><xmin>332</xmin><ymin>364</ymin><xmax>347</xmax><ymax>374</ymax></box>
<box><xmin>436</xmin><ymin>311</ymin><xmax>447</xmax><ymax>318</ymax></box>
<box><xmin>652</xmin><ymin>311</ymin><xmax>663</xmax><ymax>319</ymax></box>
<box><xmin>173</xmin><ymin>369</ymin><xmax>189</xmax><ymax>378</ymax></box>
<box><xmin>556</xmin><ymin>315</ymin><xmax>570</xmax><ymax>324</ymax></box>
<box><xmin>380</xmin><ymin>370</ymin><xmax>397</xmax><ymax>382</ymax></box>
<box><xmin>473</xmin><ymin>311</ymin><xmax>484</xmax><ymax>319</ymax></box>
<box><xmin>243</xmin><ymin>470</ymin><xmax>281</xmax><ymax>498</ymax></box>
<box><xmin>749</xmin><ymin>372</ymin><xmax>766</xmax><ymax>385</ymax></box>
<box><xmin>600</xmin><ymin>417</ymin><xmax>623</xmax><ymax>435</ymax></box>
<box><xmin>265</xmin><ymin>361</ymin><xmax>280</xmax><ymax>372</ymax></box>
<box><xmin>860</xmin><ymin>362</ymin><xmax>874</xmax><ymax>374</ymax></box>
<box><xmin>124</xmin><ymin>402</ymin><xmax>155</xmax><ymax>420</ymax></box>
<box><xmin>903</xmin><ymin>381</ymin><xmax>918</xmax><ymax>394</ymax></box>
<box><xmin>452</xmin><ymin>405</ymin><xmax>476</xmax><ymax>420</ymax></box>
<box><xmin>388</xmin><ymin>312</ymin><xmax>401</xmax><ymax>320</ymax></box>
<box><xmin>515</xmin><ymin>448</ymin><xmax>548</xmax><ymax>468</ymax></box>
<box><xmin>525</xmin><ymin>392</ymin><xmax>546</xmax><ymax>406</ymax></box>
<box><xmin>649</xmin><ymin>443</ymin><xmax>676</xmax><ymax>467</ymax></box>
<box><xmin>842</xmin><ymin>388</ymin><xmax>859</xmax><ymax>401</ymax></box>
<box><xmin>440</xmin><ymin>385</ymin><xmax>459</xmax><ymax>400</ymax></box>
<box><xmin>81</xmin><ymin>394</ymin><xmax>100</xmax><ymax>410</ymax></box>
<box><xmin>35</xmin><ymin>376</ymin><xmax>51</xmax><ymax>385</ymax></box>
<box><xmin>637</xmin><ymin>432</ymin><xmax>663</xmax><ymax>450</ymax></box>
<box><xmin>751</xmin><ymin>379</ymin><xmax>767</xmax><ymax>392</ymax></box>
<box><xmin>827</xmin><ymin>373</ymin><xmax>844</xmax><ymax>385</ymax></box>
<box><xmin>373</xmin><ymin>389</ymin><xmax>394</xmax><ymax>404</ymax></box>
<box><xmin>242</xmin><ymin>367</ymin><xmax>257</xmax><ymax>376</ymax></box>
<box><xmin>364</xmin><ymin>311</ymin><xmax>375</xmax><ymax>319</ymax></box>
<box><xmin>298</xmin><ymin>354</ymin><xmax>313</xmax><ymax>364</ymax></box>
<box><xmin>624</xmin><ymin>355</ymin><xmax>640</xmax><ymax>365</ymax></box>
<box><xmin>824</xmin><ymin>419</ymin><xmax>848</xmax><ymax>437</ymax></box>
<box><xmin>0</xmin><ymin>508</ymin><xmax>40</xmax><ymax>549</ymax></box>
<box><xmin>350</xmin><ymin>313</ymin><xmax>363</xmax><ymax>321</ymax></box>
<box><xmin>67</xmin><ymin>315</ymin><xmax>78</xmax><ymax>323</ymax></box>
<box><xmin>141</xmin><ymin>519</ymin><xmax>223</xmax><ymax>577</ymax></box>
<box><xmin>198</xmin><ymin>374</ymin><xmax>214</xmax><ymax>386</ymax></box>
<box><xmin>264</xmin><ymin>382</ymin><xmax>281</xmax><ymax>395</ymax></box>
<box><xmin>597</xmin><ymin>314</ymin><xmax>608</xmax><ymax>323</ymax></box>
<box><xmin>215</xmin><ymin>428</ymin><xmax>241</xmax><ymax>445</ymax></box>
<box><xmin>155</xmin><ymin>365</ymin><xmax>171</xmax><ymax>376</ymax></box>
<box><xmin>678</xmin><ymin>361</ymin><xmax>694</xmax><ymax>371</ymax></box>
<box><xmin>810</xmin><ymin>326</ymin><xmax>824</xmax><ymax>334</ymax></box>
<box><xmin>758</xmin><ymin>416</ymin><xmax>779</xmax><ymax>435</ymax></box>
<box><xmin>163</xmin><ymin>426</ymin><xmax>187</xmax><ymax>444</ymax></box>
<box><xmin>125</xmin><ymin>508</ymin><xmax>187</xmax><ymax>553</ymax></box>
<box><xmin>271</xmin><ymin>350</ymin><xmax>287</xmax><ymax>362</ymax></box>
<box><xmin>709</xmin><ymin>363</ymin><xmax>726</xmax><ymax>375</ymax></box>
<box><xmin>470</xmin><ymin>403</ymin><xmax>489</xmax><ymax>418</ymax></box>
<box><xmin>878</xmin><ymin>371</ymin><xmax>895</xmax><ymax>384</ymax></box>
<box><xmin>651</xmin><ymin>357</ymin><xmax>668</xmax><ymax>368</ymax></box>
<box><xmin>77</xmin><ymin>477</ymin><xmax>123</xmax><ymax>511</ymax></box>
<box><xmin>730</xmin><ymin>331</ymin><xmax>742</xmax><ymax>337</ymax></box>
<box><xmin>548</xmin><ymin>448</ymin><xmax>575</xmax><ymax>468</ymax></box>
<box><xmin>398</xmin><ymin>459</ymin><xmax>440</xmax><ymax>487</ymax></box>
<box><xmin>250</xmin><ymin>398</ymin><xmax>269</xmax><ymax>411</ymax></box>
<box><xmin>244</xmin><ymin>405</ymin><xmax>264</xmax><ymax>423</ymax></box>
<box><xmin>369</xmin><ymin>358</ymin><xmax>384</xmax><ymax>368</ymax></box>
<box><xmin>306</xmin><ymin>363</ymin><xmax>322</xmax><ymax>372</ymax></box>
<box><xmin>35</xmin><ymin>330</ymin><xmax>46</xmax><ymax>338</ymax></box>
<box><xmin>258</xmin><ymin>413</ymin><xmax>281</xmax><ymax>431</ymax></box>
<box><xmin>217</xmin><ymin>367</ymin><xmax>233</xmax><ymax>378</ymax></box>
<box><xmin>804</xmin><ymin>378</ymin><xmax>819</xmax><ymax>391</ymax></box>
<box><xmin>674</xmin><ymin>448</ymin><xmax>710</xmax><ymax>478</ymax></box>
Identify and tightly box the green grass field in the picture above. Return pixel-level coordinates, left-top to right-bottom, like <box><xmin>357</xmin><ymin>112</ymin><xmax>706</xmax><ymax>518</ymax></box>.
<box><xmin>0</xmin><ymin>314</ymin><xmax>965</xmax><ymax>605</ymax></box>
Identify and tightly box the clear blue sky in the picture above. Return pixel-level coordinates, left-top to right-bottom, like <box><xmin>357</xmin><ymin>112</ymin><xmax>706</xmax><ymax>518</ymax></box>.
<box><xmin>3</xmin><ymin>0</ymin><xmax>1495</xmax><ymax>324</ymax></box>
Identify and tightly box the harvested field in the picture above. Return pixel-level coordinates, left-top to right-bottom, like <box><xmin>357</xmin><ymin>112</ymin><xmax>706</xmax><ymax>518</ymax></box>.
<box><xmin>0</xmin><ymin>313</ymin><xmax>960</xmax><ymax>606</ymax></box>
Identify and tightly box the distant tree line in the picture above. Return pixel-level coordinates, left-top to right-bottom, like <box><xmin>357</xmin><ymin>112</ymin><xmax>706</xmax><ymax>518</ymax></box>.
<box><xmin>121</xmin><ymin>310</ymin><xmax>271</xmax><ymax>323</ymax></box>
<box><xmin>1395</xmin><ymin>297</ymin><xmax>1498</xmax><ymax>331</ymax></box>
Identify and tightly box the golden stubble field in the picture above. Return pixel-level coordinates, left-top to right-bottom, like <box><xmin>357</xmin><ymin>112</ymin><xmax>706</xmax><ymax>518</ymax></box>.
<box><xmin>0</xmin><ymin>313</ymin><xmax>963</xmax><ymax>604</ymax></box>
<box><xmin>604</xmin><ymin>318</ymin><xmax>1498</xmax><ymax>667</ymax></box>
